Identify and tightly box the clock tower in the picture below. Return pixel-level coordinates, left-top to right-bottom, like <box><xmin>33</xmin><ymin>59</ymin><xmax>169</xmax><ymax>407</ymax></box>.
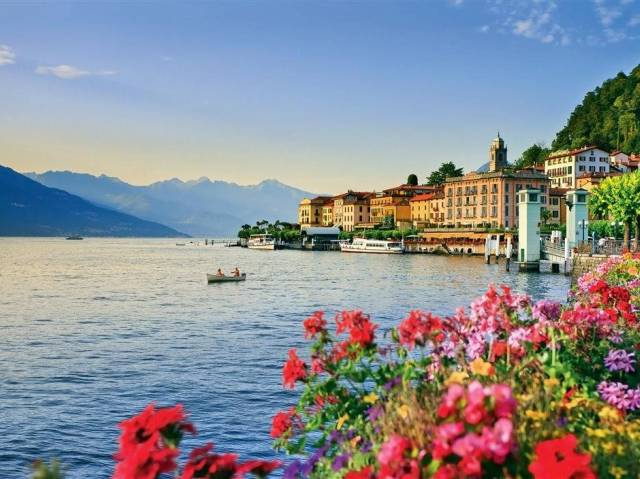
<box><xmin>489</xmin><ymin>133</ymin><xmax>508</xmax><ymax>172</ymax></box>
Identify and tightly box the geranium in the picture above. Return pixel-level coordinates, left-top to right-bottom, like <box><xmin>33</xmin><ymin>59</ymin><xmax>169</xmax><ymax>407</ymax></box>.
<box><xmin>397</xmin><ymin>310</ymin><xmax>444</xmax><ymax>350</ymax></box>
<box><xmin>181</xmin><ymin>443</ymin><xmax>281</xmax><ymax>479</ymax></box>
<box><xmin>335</xmin><ymin>310</ymin><xmax>378</xmax><ymax>348</ymax></box>
<box><xmin>377</xmin><ymin>435</ymin><xmax>419</xmax><ymax>479</ymax></box>
<box><xmin>282</xmin><ymin>349</ymin><xmax>307</xmax><ymax>389</ymax></box>
<box><xmin>528</xmin><ymin>434</ymin><xmax>595</xmax><ymax>479</ymax></box>
<box><xmin>271</xmin><ymin>408</ymin><xmax>297</xmax><ymax>439</ymax></box>
<box><xmin>113</xmin><ymin>404</ymin><xmax>195</xmax><ymax>479</ymax></box>
<box><xmin>604</xmin><ymin>349</ymin><xmax>636</xmax><ymax>373</ymax></box>
<box><xmin>303</xmin><ymin>311</ymin><xmax>327</xmax><ymax>340</ymax></box>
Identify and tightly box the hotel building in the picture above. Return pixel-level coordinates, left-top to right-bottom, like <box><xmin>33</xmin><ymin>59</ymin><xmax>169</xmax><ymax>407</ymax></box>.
<box><xmin>544</xmin><ymin>146</ymin><xmax>610</xmax><ymax>188</ymax></box>
<box><xmin>444</xmin><ymin>135</ymin><xmax>550</xmax><ymax>228</ymax></box>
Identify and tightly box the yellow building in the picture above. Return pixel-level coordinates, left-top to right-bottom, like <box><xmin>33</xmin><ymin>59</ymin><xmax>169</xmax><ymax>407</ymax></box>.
<box><xmin>548</xmin><ymin>188</ymin><xmax>568</xmax><ymax>225</ymax></box>
<box><xmin>298</xmin><ymin>196</ymin><xmax>331</xmax><ymax>229</ymax></box>
<box><xmin>341</xmin><ymin>195</ymin><xmax>371</xmax><ymax>232</ymax></box>
<box><xmin>410</xmin><ymin>193</ymin><xmax>435</xmax><ymax>227</ymax></box>
<box><xmin>321</xmin><ymin>199</ymin><xmax>334</xmax><ymax>226</ymax></box>
<box><xmin>332</xmin><ymin>191</ymin><xmax>371</xmax><ymax>229</ymax></box>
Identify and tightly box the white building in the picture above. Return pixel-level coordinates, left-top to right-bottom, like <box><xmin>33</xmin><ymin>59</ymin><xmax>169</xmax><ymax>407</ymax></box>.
<box><xmin>544</xmin><ymin>146</ymin><xmax>610</xmax><ymax>188</ymax></box>
<box><xmin>610</xmin><ymin>150</ymin><xmax>631</xmax><ymax>172</ymax></box>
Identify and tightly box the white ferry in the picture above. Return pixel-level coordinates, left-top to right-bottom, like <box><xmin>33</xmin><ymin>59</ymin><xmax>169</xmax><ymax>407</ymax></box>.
<box><xmin>340</xmin><ymin>238</ymin><xmax>404</xmax><ymax>254</ymax></box>
<box><xmin>247</xmin><ymin>234</ymin><xmax>276</xmax><ymax>250</ymax></box>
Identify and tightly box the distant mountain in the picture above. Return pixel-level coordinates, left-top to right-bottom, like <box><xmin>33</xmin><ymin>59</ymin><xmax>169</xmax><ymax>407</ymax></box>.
<box><xmin>0</xmin><ymin>165</ymin><xmax>188</xmax><ymax>237</ymax></box>
<box><xmin>25</xmin><ymin>171</ymin><xmax>319</xmax><ymax>237</ymax></box>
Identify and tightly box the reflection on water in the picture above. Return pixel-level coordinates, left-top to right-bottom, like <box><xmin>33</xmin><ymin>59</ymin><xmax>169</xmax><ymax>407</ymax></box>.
<box><xmin>0</xmin><ymin>238</ymin><xmax>571</xmax><ymax>477</ymax></box>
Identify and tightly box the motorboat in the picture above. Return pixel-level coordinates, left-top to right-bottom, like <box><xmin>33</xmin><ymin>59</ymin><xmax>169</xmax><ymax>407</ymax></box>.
<box><xmin>340</xmin><ymin>238</ymin><xmax>404</xmax><ymax>254</ymax></box>
<box><xmin>247</xmin><ymin>234</ymin><xmax>276</xmax><ymax>250</ymax></box>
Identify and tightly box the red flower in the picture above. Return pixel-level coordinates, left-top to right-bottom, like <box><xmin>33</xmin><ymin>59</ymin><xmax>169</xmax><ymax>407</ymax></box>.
<box><xmin>344</xmin><ymin>466</ymin><xmax>374</xmax><ymax>479</ymax></box>
<box><xmin>270</xmin><ymin>408</ymin><xmax>297</xmax><ymax>439</ymax></box>
<box><xmin>398</xmin><ymin>311</ymin><xmax>444</xmax><ymax>350</ymax></box>
<box><xmin>303</xmin><ymin>311</ymin><xmax>327</xmax><ymax>339</ymax></box>
<box><xmin>331</xmin><ymin>341</ymin><xmax>351</xmax><ymax>363</ymax></box>
<box><xmin>180</xmin><ymin>443</ymin><xmax>238</xmax><ymax>479</ymax></box>
<box><xmin>113</xmin><ymin>404</ymin><xmax>195</xmax><ymax>479</ymax></box>
<box><xmin>236</xmin><ymin>459</ymin><xmax>282</xmax><ymax>478</ymax></box>
<box><xmin>335</xmin><ymin>310</ymin><xmax>378</xmax><ymax>348</ymax></box>
<box><xmin>282</xmin><ymin>349</ymin><xmax>307</xmax><ymax>389</ymax></box>
<box><xmin>529</xmin><ymin>434</ymin><xmax>595</xmax><ymax>479</ymax></box>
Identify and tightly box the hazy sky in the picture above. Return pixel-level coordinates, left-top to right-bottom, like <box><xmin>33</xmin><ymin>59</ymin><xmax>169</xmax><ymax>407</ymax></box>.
<box><xmin>1</xmin><ymin>0</ymin><xmax>639</xmax><ymax>194</ymax></box>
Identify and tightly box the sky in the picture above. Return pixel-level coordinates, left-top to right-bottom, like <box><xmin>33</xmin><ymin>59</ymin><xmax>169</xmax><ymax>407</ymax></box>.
<box><xmin>1</xmin><ymin>0</ymin><xmax>639</xmax><ymax>194</ymax></box>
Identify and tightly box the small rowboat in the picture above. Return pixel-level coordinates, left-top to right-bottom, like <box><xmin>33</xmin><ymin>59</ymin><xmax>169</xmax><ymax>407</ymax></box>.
<box><xmin>207</xmin><ymin>273</ymin><xmax>246</xmax><ymax>283</ymax></box>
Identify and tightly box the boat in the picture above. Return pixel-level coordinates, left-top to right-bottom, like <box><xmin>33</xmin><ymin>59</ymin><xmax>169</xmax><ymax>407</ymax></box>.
<box><xmin>340</xmin><ymin>238</ymin><xmax>404</xmax><ymax>254</ymax></box>
<box><xmin>247</xmin><ymin>234</ymin><xmax>276</xmax><ymax>250</ymax></box>
<box><xmin>66</xmin><ymin>235</ymin><xmax>83</xmax><ymax>240</ymax></box>
<box><xmin>207</xmin><ymin>273</ymin><xmax>247</xmax><ymax>283</ymax></box>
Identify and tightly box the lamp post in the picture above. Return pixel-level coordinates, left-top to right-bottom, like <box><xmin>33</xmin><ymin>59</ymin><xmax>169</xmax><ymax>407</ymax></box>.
<box><xmin>579</xmin><ymin>219</ymin><xmax>589</xmax><ymax>244</ymax></box>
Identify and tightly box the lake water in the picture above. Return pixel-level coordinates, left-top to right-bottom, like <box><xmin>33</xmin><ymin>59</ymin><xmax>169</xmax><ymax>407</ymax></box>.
<box><xmin>0</xmin><ymin>238</ymin><xmax>571</xmax><ymax>478</ymax></box>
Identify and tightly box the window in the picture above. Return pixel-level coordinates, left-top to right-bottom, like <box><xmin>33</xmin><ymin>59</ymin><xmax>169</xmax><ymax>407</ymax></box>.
<box><xmin>599</xmin><ymin>166</ymin><xmax>606</xmax><ymax>172</ymax></box>
<box><xmin>577</xmin><ymin>194</ymin><xmax>586</xmax><ymax>203</ymax></box>
<box><xmin>505</xmin><ymin>205</ymin><xmax>509</xmax><ymax>215</ymax></box>
<box><xmin>589</xmin><ymin>166</ymin><xmax>595</xmax><ymax>172</ymax></box>
<box><xmin>529</xmin><ymin>193</ymin><xmax>538</xmax><ymax>202</ymax></box>
<box><xmin>552</xmin><ymin>211</ymin><xmax>558</xmax><ymax>218</ymax></box>
<box><xmin>579</xmin><ymin>165</ymin><xmax>585</xmax><ymax>171</ymax></box>
<box><xmin>505</xmin><ymin>184</ymin><xmax>509</xmax><ymax>192</ymax></box>
<box><xmin>540</xmin><ymin>195</ymin><xmax>546</xmax><ymax>204</ymax></box>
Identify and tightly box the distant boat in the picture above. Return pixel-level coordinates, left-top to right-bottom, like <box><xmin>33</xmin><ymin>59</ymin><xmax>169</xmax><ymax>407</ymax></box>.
<box><xmin>66</xmin><ymin>235</ymin><xmax>83</xmax><ymax>240</ymax></box>
<box><xmin>247</xmin><ymin>234</ymin><xmax>276</xmax><ymax>250</ymax></box>
<box><xmin>340</xmin><ymin>238</ymin><xmax>404</xmax><ymax>254</ymax></box>
<box><xmin>207</xmin><ymin>273</ymin><xmax>247</xmax><ymax>283</ymax></box>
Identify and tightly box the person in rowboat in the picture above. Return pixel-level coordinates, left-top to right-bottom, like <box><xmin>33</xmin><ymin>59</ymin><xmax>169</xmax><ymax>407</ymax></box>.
<box><xmin>216</xmin><ymin>268</ymin><xmax>224</xmax><ymax>277</ymax></box>
<box><xmin>233</xmin><ymin>267</ymin><xmax>240</xmax><ymax>277</ymax></box>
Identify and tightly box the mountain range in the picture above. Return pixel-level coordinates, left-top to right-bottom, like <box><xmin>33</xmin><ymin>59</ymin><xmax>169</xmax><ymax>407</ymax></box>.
<box><xmin>1</xmin><ymin>165</ymin><xmax>187</xmax><ymax>237</ymax></box>
<box><xmin>24</xmin><ymin>170</ymin><xmax>318</xmax><ymax>237</ymax></box>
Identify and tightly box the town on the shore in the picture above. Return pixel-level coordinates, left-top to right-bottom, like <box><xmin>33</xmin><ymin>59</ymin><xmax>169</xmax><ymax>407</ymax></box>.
<box><xmin>291</xmin><ymin>134</ymin><xmax>639</xmax><ymax>263</ymax></box>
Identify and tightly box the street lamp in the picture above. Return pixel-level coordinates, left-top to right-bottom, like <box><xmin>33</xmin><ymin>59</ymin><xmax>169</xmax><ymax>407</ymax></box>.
<box><xmin>579</xmin><ymin>219</ymin><xmax>589</xmax><ymax>244</ymax></box>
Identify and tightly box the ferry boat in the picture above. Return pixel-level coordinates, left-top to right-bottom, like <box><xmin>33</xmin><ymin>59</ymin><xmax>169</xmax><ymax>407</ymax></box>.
<box><xmin>340</xmin><ymin>238</ymin><xmax>404</xmax><ymax>254</ymax></box>
<box><xmin>247</xmin><ymin>234</ymin><xmax>276</xmax><ymax>250</ymax></box>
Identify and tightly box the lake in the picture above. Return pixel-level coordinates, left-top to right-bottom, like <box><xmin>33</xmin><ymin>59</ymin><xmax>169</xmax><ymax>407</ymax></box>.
<box><xmin>0</xmin><ymin>238</ymin><xmax>571</xmax><ymax>478</ymax></box>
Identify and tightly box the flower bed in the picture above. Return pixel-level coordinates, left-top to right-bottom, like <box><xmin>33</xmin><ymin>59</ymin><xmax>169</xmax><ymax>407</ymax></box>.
<box><xmin>33</xmin><ymin>254</ymin><xmax>640</xmax><ymax>478</ymax></box>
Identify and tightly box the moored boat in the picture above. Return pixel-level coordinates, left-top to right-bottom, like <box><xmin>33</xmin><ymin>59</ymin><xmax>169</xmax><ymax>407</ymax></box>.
<box><xmin>247</xmin><ymin>234</ymin><xmax>276</xmax><ymax>250</ymax></box>
<box><xmin>66</xmin><ymin>235</ymin><xmax>83</xmax><ymax>240</ymax></box>
<box><xmin>207</xmin><ymin>273</ymin><xmax>247</xmax><ymax>283</ymax></box>
<box><xmin>340</xmin><ymin>238</ymin><xmax>404</xmax><ymax>254</ymax></box>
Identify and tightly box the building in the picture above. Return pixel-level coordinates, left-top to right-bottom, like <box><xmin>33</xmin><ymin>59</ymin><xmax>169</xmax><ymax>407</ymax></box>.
<box><xmin>429</xmin><ymin>189</ymin><xmax>446</xmax><ymax>225</ymax></box>
<box><xmin>410</xmin><ymin>193</ymin><xmax>435</xmax><ymax>227</ymax></box>
<box><xmin>548</xmin><ymin>188</ymin><xmax>568</xmax><ymax>225</ymax></box>
<box><xmin>332</xmin><ymin>191</ymin><xmax>371</xmax><ymax>229</ymax></box>
<box><xmin>321</xmin><ymin>198</ymin><xmax>334</xmax><ymax>226</ymax></box>
<box><xmin>544</xmin><ymin>146</ymin><xmax>610</xmax><ymax>188</ymax></box>
<box><xmin>382</xmin><ymin>184</ymin><xmax>437</xmax><ymax>197</ymax></box>
<box><xmin>341</xmin><ymin>194</ymin><xmax>372</xmax><ymax>232</ymax></box>
<box><xmin>301</xmin><ymin>227</ymin><xmax>340</xmax><ymax>249</ymax></box>
<box><xmin>298</xmin><ymin>196</ymin><xmax>331</xmax><ymax>229</ymax></box>
<box><xmin>444</xmin><ymin>135</ymin><xmax>550</xmax><ymax>228</ymax></box>
<box><xmin>576</xmin><ymin>171</ymin><xmax>622</xmax><ymax>192</ymax></box>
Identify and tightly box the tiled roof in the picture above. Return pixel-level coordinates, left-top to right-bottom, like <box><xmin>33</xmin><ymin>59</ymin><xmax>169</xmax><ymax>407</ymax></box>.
<box><xmin>410</xmin><ymin>193</ymin><xmax>436</xmax><ymax>202</ymax></box>
<box><xmin>546</xmin><ymin>145</ymin><xmax>608</xmax><ymax>160</ymax></box>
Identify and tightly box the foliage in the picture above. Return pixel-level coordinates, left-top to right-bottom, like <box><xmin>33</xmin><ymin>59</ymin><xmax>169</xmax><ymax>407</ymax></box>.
<box><xmin>407</xmin><ymin>174</ymin><xmax>419</xmax><ymax>186</ymax></box>
<box><xmin>31</xmin><ymin>461</ymin><xmax>63</xmax><ymax>479</ymax></box>
<box><xmin>238</xmin><ymin>220</ymin><xmax>301</xmax><ymax>242</ymax></box>
<box><xmin>590</xmin><ymin>172</ymin><xmax>640</xmax><ymax>248</ymax></box>
<box><xmin>426</xmin><ymin>162</ymin><xmax>463</xmax><ymax>186</ymax></box>
<box><xmin>552</xmin><ymin>65</ymin><xmax>640</xmax><ymax>153</ymax></box>
<box><xmin>589</xmin><ymin>220</ymin><xmax>624</xmax><ymax>240</ymax></box>
<box><xmin>514</xmin><ymin>143</ymin><xmax>551</xmax><ymax>170</ymax></box>
<box><xmin>273</xmin><ymin>254</ymin><xmax>640</xmax><ymax>478</ymax></box>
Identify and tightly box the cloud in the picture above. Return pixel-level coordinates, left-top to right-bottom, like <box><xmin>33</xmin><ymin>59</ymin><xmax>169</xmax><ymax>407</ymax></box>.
<box><xmin>0</xmin><ymin>44</ymin><xmax>16</xmax><ymax>66</ymax></box>
<box><xmin>477</xmin><ymin>0</ymin><xmax>636</xmax><ymax>45</ymax></box>
<box><xmin>35</xmin><ymin>64</ymin><xmax>116</xmax><ymax>79</ymax></box>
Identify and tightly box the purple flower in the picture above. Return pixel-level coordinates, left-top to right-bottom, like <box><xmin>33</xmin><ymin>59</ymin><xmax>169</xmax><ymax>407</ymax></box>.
<box><xmin>367</xmin><ymin>405</ymin><xmax>383</xmax><ymax>422</ymax></box>
<box><xmin>605</xmin><ymin>349</ymin><xmax>636</xmax><ymax>373</ymax></box>
<box><xmin>627</xmin><ymin>388</ymin><xmax>640</xmax><ymax>410</ymax></box>
<box><xmin>598</xmin><ymin>381</ymin><xmax>631</xmax><ymax>410</ymax></box>
<box><xmin>384</xmin><ymin>376</ymin><xmax>401</xmax><ymax>391</ymax></box>
<box><xmin>532</xmin><ymin>299</ymin><xmax>561</xmax><ymax>324</ymax></box>
<box><xmin>284</xmin><ymin>460</ymin><xmax>302</xmax><ymax>479</ymax></box>
<box><xmin>609</xmin><ymin>331</ymin><xmax>624</xmax><ymax>344</ymax></box>
<box><xmin>331</xmin><ymin>453</ymin><xmax>351</xmax><ymax>471</ymax></box>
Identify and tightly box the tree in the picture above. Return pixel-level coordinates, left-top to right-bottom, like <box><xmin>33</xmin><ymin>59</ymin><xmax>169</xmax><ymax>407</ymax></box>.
<box><xmin>426</xmin><ymin>162</ymin><xmax>463</xmax><ymax>186</ymax></box>
<box><xmin>514</xmin><ymin>143</ymin><xmax>550</xmax><ymax>169</ymax></box>
<box><xmin>407</xmin><ymin>174</ymin><xmax>418</xmax><ymax>186</ymax></box>
<box><xmin>540</xmin><ymin>209</ymin><xmax>552</xmax><ymax>226</ymax></box>
<box><xmin>590</xmin><ymin>172</ymin><xmax>640</xmax><ymax>250</ymax></box>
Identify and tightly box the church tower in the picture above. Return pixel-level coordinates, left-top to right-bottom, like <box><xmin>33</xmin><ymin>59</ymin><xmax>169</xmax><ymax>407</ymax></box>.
<box><xmin>489</xmin><ymin>132</ymin><xmax>508</xmax><ymax>172</ymax></box>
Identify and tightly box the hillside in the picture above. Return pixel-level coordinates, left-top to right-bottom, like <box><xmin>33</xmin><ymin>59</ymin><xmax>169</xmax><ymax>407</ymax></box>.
<box><xmin>552</xmin><ymin>65</ymin><xmax>640</xmax><ymax>153</ymax></box>
<box><xmin>25</xmin><ymin>171</ymin><xmax>319</xmax><ymax>237</ymax></box>
<box><xmin>0</xmin><ymin>165</ymin><xmax>188</xmax><ymax>237</ymax></box>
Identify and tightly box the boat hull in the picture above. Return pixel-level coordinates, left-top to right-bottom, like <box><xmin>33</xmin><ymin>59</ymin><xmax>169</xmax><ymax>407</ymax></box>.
<box><xmin>340</xmin><ymin>247</ymin><xmax>403</xmax><ymax>254</ymax></box>
<box><xmin>207</xmin><ymin>273</ymin><xmax>247</xmax><ymax>283</ymax></box>
<box><xmin>248</xmin><ymin>244</ymin><xmax>276</xmax><ymax>250</ymax></box>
